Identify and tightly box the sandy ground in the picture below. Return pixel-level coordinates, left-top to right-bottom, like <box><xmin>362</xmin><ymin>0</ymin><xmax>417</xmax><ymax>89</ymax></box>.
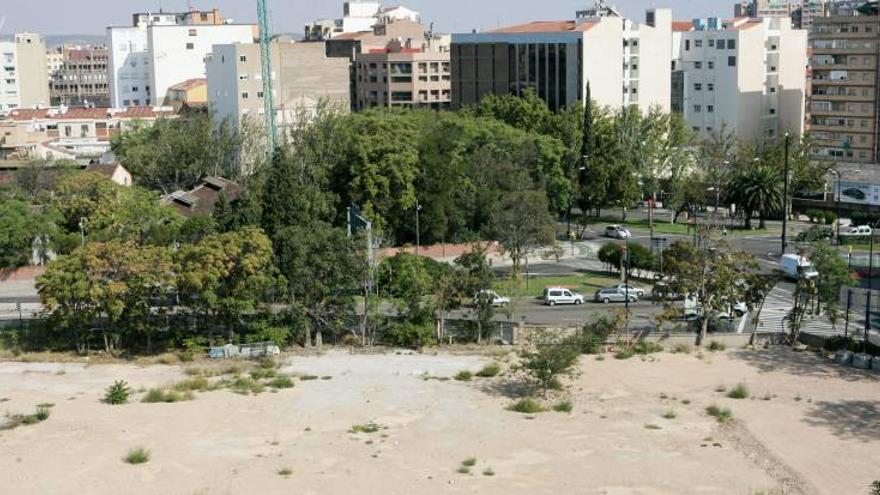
<box><xmin>0</xmin><ymin>348</ymin><xmax>877</xmax><ymax>495</ymax></box>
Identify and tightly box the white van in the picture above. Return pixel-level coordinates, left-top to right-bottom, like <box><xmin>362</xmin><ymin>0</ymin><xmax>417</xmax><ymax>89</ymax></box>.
<box><xmin>779</xmin><ymin>254</ymin><xmax>819</xmax><ymax>280</ymax></box>
<box><xmin>543</xmin><ymin>287</ymin><xmax>585</xmax><ymax>306</ymax></box>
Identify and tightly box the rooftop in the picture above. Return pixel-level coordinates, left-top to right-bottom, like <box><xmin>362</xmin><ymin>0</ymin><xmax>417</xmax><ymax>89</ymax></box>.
<box><xmin>487</xmin><ymin>20</ymin><xmax>598</xmax><ymax>34</ymax></box>
<box><xmin>168</xmin><ymin>78</ymin><xmax>207</xmax><ymax>92</ymax></box>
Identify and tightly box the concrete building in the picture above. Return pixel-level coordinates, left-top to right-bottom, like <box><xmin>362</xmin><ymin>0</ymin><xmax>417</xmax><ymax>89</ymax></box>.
<box><xmin>206</xmin><ymin>40</ymin><xmax>350</xmax><ymax>131</ymax></box>
<box><xmin>0</xmin><ymin>33</ymin><xmax>51</xmax><ymax>113</ymax></box>
<box><xmin>0</xmin><ymin>106</ymin><xmax>174</xmax><ymax>162</ymax></box>
<box><xmin>672</xmin><ymin>17</ymin><xmax>807</xmax><ymax>141</ymax></box>
<box><xmin>450</xmin><ymin>5</ymin><xmax>672</xmax><ymax>112</ymax></box>
<box><xmin>164</xmin><ymin>78</ymin><xmax>208</xmax><ymax>110</ymax></box>
<box><xmin>354</xmin><ymin>43</ymin><xmax>450</xmax><ymax>110</ymax></box>
<box><xmin>49</xmin><ymin>46</ymin><xmax>110</xmax><ymax>107</ymax></box>
<box><xmin>734</xmin><ymin>1</ymin><xmax>829</xmax><ymax>30</ymax></box>
<box><xmin>810</xmin><ymin>11</ymin><xmax>880</xmax><ymax>163</ymax></box>
<box><xmin>107</xmin><ymin>8</ymin><xmax>255</xmax><ymax>108</ymax></box>
<box><xmin>305</xmin><ymin>1</ymin><xmax>421</xmax><ymax>41</ymax></box>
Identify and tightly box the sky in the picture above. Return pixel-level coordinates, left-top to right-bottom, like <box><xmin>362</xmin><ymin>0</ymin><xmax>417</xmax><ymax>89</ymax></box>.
<box><xmin>3</xmin><ymin>0</ymin><xmax>734</xmax><ymax>36</ymax></box>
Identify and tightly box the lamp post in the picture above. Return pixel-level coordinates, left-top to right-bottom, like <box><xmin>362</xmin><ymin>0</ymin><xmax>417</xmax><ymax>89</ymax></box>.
<box><xmin>829</xmin><ymin>168</ymin><xmax>842</xmax><ymax>245</ymax></box>
<box><xmin>781</xmin><ymin>133</ymin><xmax>791</xmax><ymax>255</ymax></box>
<box><xmin>415</xmin><ymin>203</ymin><xmax>423</xmax><ymax>256</ymax></box>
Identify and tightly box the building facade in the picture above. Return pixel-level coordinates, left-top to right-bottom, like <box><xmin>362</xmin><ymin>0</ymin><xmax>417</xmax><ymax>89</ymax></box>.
<box><xmin>49</xmin><ymin>46</ymin><xmax>110</xmax><ymax>107</ymax></box>
<box><xmin>672</xmin><ymin>17</ymin><xmax>807</xmax><ymax>141</ymax></box>
<box><xmin>810</xmin><ymin>12</ymin><xmax>880</xmax><ymax>163</ymax></box>
<box><xmin>354</xmin><ymin>46</ymin><xmax>450</xmax><ymax>110</ymax></box>
<box><xmin>107</xmin><ymin>8</ymin><xmax>255</xmax><ymax>108</ymax></box>
<box><xmin>206</xmin><ymin>41</ymin><xmax>350</xmax><ymax>131</ymax></box>
<box><xmin>734</xmin><ymin>1</ymin><xmax>829</xmax><ymax>30</ymax></box>
<box><xmin>450</xmin><ymin>7</ymin><xmax>672</xmax><ymax>112</ymax></box>
<box><xmin>305</xmin><ymin>1</ymin><xmax>421</xmax><ymax>41</ymax></box>
<box><xmin>0</xmin><ymin>33</ymin><xmax>51</xmax><ymax>113</ymax></box>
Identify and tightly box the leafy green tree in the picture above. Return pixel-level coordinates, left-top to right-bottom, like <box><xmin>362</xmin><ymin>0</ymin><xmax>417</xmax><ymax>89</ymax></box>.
<box><xmin>36</xmin><ymin>252</ymin><xmax>97</xmax><ymax>354</ymax></box>
<box><xmin>518</xmin><ymin>336</ymin><xmax>581</xmax><ymax>396</ymax></box>
<box><xmin>810</xmin><ymin>242</ymin><xmax>853</xmax><ymax>331</ymax></box>
<box><xmin>492</xmin><ymin>188</ymin><xmax>555</xmax><ymax>279</ymax></box>
<box><xmin>0</xmin><ymin>198</ymin><xmax>58</xmax><ymax>268</ymax></box>
<box><xmin>455</xmin><ymin>245</ymin><xmax>496</xmax><ymax>343</ymax></box>
<box><xmin>728</xmin><ymin>164</ymin><xmax>784</xmax><ymax>229</ymax></box>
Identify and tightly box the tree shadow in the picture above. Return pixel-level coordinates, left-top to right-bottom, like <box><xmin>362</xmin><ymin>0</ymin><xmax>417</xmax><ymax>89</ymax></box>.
<box><xmin>476</xmin><ymin>377</ymin><xmax>534</xmax><ymax>399</ymax></box>
<box><xmin>730</xmin><ymin>348</ymin><xmax>880</xmax><ymax>383</ymax></box>
<box><xmin>803</xmin><ymin>400</ymin><xmax>880</xmax><ymax>441</ymax></box>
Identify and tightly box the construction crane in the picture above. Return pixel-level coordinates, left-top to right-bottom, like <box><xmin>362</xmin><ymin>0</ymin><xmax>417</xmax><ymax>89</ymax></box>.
<box><xmin>257</xmin><ymin>0</ymin><xmax>276</xmax><ymax>158</ymax></box>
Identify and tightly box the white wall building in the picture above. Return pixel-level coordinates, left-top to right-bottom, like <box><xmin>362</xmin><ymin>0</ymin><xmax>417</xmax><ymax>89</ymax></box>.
<box><xmin>107</xmin><ymin>9</ymin><xmax>255</xmax><ymax>108</ymax></box>
<box><xmin>305</xmin><ymin>2</ymin><xmax>421</xmax><ymax>41</ymax></box>
<box><xmin>0</xmin><ymin>33</ymin><xmax>51</xmax><ymax>113</ymax></box>
<box><xmin>672</xmin><ymin>16</ymin><xmax>807</xmax><ymax>141</ymax></box>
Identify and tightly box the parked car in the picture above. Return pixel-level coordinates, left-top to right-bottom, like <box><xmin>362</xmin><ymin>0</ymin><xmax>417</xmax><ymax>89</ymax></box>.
<box><xmin>594</xmin><ymin>288</ymin><xmax>638</xmax><ymax>304</ymax></box>
<box><xmin>651</xmin><ymin>280</ymin><xmax>683</xmax><ymax>301</ymax></box>
<box><xmin>613</xmin><ymin>283</ymin><xmax>645</xmax><ymax>298</ymax></box>
<box><xmin>543</xmin><ymin>287</ymin><xmax>585</xmax><ymax>306</ymax></box>
<box><xmin>474</xmin><ymin>290</ymin><xmax>511</xmax><ymax>308</ymax></box>
<box><xmin>779</xmin><ymin>254</ymin><xmax>819</xmax><ymax>280</ymax></box>
<box><xmin>848</xmin><ymin>225</ymin><xmax>873</xmax><ymax>236</ymax></box>
<box><xmin>842</xmin><ymin>188</ymin><xmax>867</xmax><ymax>201</ymax></box>
<box><xmin>604</xmin><ymin>225</ymin><xmax>632</xmax><ymax>239</ymax></box>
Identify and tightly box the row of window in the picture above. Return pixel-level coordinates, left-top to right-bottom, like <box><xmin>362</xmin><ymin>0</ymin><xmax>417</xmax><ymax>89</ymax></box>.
<box><xmin>685</xmin><ymin>38</ymin><xmax>736</xmax><ymax>51</ymax></box>
<box><xmin>690</xmin><ymin>57</ymin><xmax>737</xmax><ymax>69</ymax></box>
<box><xmin>812</xmin><ymin>116</ymin><xmax>872</xmax><ymax>129</ymax></box>
<box><xmin>813</xmin><ymin>23</ymin><xmax>875</xmax><ymax>35</ymax></box>
<box><xmin>122</xmin><ymin>98</ymin><xmax>151</xmax><ymax>106</ymax></box>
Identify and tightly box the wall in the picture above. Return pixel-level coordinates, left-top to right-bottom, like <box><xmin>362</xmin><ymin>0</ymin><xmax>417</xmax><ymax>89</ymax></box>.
<box><xmin>205</xmin><ymin>44</ymin><xmax>242</xmax><ymax>126</ymax></box>
<box><xmin>583</xmin><ymin>17</ymin><xmax>624</xmax><ymax>109</ymax></box>
<box><xmin>107</xmin><ymin>26</ymin><xmax>151</xmax><ymax>107</ymax></box>
<box><xmin>14</xmin><ymin>34</ymin><xmax>50</xmax><ymax>109</ymax></box>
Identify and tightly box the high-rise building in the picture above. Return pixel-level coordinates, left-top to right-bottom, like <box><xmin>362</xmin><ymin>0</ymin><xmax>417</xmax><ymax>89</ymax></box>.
<box><xmin>672</xmin><ymin>17</ymin><xmax>807</xmax><ymax>141</ymax></box>
<box><xmin>0</xmin><ymin>33</ymin><xmax>51</xmax><ymax>113</ymax></box>
<box><xmin>734</xmin><ymin>1</ymin><xmax>829</xmax><ymax>30</ymax></box>
<box><xmin>353</xmin><ymin>43</ymin><xmax>450</xmax><ymax>110</ymax></box>
<box><xmin>49</xmin><ymin>46</ymin><xmax>110</xmax><ymax>107</ymax></box>
<box><xmin>450</xmin><ymin>6</ymin><xmax>672</xmax><ymax>112</ymax></box>
<box><xmin>107</xmin><ymin>8</ymin><xmax>256</xmax><ymax>108</ymax></box>
<box><xmin>206</xmin><ymin>40</ymin><xmax>350</xmax><ymax>133</ymax></box>
<box><xmin>809</xmin><ymin>11</ymin><xmax>880</xmax><ymax>163</ymax></box>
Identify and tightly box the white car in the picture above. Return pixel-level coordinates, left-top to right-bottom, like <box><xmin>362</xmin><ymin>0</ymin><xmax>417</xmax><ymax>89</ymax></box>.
<box><xmin>779</xmin><ymin>254</ymin><xmax>819</xmax><ymax>281</ymax></box>
<box><xmin>613</xmin><ymin>283</ymin><xmax>645</xmax><ymax>298</ymax></box>
<box><xmin>543</xmin><ymin>287</ymin><xmax>585</xmax><ymax>306</ymax></box>
<box><xmin>475</xmin><ymin>290</ymin><xmax>511</xmax><ymax>308</ymax></box>
<box><xmin>848</xmin><ymin>225</ymin><xmax>873</xmax><ymax>236</ymax></box>
<box><xmin>605</xmin><ymin>225</ymin><xmax>632</xmax><ymax>239</ymax></box>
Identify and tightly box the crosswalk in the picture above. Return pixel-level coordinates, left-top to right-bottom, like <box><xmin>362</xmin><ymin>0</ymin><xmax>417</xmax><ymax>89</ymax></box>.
<box><xmin>752</xmin><ymin>287</ymin><xmax>840</xmax><ymax>337</ymax></box>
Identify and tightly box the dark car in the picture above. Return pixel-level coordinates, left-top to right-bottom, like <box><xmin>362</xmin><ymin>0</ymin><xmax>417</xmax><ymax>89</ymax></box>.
<box><xmin>842</xmin><ymin>188</ymin><xmax>867</xmax><ymax>201</ymax></box>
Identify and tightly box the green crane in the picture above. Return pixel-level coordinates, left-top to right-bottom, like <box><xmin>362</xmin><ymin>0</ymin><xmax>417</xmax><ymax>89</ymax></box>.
<box><xmin>257</xmin><ymin>0</ymin><xmax>276</xmax><ymax>158</ymax></box>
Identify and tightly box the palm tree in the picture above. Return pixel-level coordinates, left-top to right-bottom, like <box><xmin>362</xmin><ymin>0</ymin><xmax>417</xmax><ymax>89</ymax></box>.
<box><xmin>728</xmin><ymin>165</ymin><xmax>784</xmax><ymax>229</ymax></box>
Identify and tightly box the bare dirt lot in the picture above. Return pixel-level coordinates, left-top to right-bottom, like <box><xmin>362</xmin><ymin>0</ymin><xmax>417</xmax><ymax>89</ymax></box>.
<box><xmin>0</xmin><ymin>348</ymin><xmax>877</xmax><ymax>495</ymax></box>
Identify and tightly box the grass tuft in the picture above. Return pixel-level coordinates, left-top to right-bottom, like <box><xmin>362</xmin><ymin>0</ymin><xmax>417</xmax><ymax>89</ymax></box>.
<box><xmin>506</xmin><ymin>398</ymin><xmax>546</xmax><ymax>414</ymax></box>
<box><xmin>457</xmin><ymin>466</ymin><xmax>471</xmax><ymax>474</ymax></box>
<box><xmin>277</xmin><ymin>467</ymin><xmax>292</xmax><ymax>477</ymax></box>
<box><xmin>706</xmin><ymin>404</ymin><xmax>733</xmax><ymax>423</ymax></box>
<box><xmin>476</xmin><ymin>363</ymin><xmax>501</xmax><ymax>378</ymax></box>
<box><xmin>644</xmin><ymin>423</ymin><xmax>663</xmax><ymax>430</ymax></box>
<box><xmin>268</xmin><ymin>376</ymin><xmax>295</xmax><ymax>389</ymax></box>
<box><xmin>104</xmin><ymin>380</ymin><xmax>131</xmax><ymax>405</ymax></box>
<box><xmin>727</xmin><ymin>382</ymin><xmax>749</xmax><ymax>399</ymax></box>
<box><xmin>552</xmin><ymin>400</ymin><xmax>573</xmax><ymax>413</ymax></box>
<box><xmin>708</xmin><ymin>341</ymin><xmax>726</xmax><ymax>352</ymax></box>
<box><xmin>662</xmin><ymin>409</ymin><xmax>677</xmax><ymax>420</ymax></box>
<box><xmin>454</xmin><ymin>370</ymin><xmax>473</xmax><ymax>382</ymax></box>
<box><xmin>141</xmin><ymin>388</ymin><xmax>194</xmax><ymax>403</ymax></box>
<box><xmin>349</xmin><ymin>422</ymin><xmax>382</xmax><ymax>434</ymax></box>
<box><xmin>671</xmin><ymin>344</ymin><xmax>692</xmax><ymax>354</ymax></box>
<box><xmin>461</xmin><ymin>457</ymin><xmax>477</xmax><ymax>467</ymax></box>
<box><xmin>483</xmin><ymin>467</ymin><xmax>495</xmax><ymax>476</ymax></box>
<box><xmin>299</xmin><ymin>375</ymin><xmax>319</xmax><ymax>381</ymax></box>
<box><xmin>123</xmin><ymin>447</ymin><xmax>150</xmax><ymax>465</ymax></box>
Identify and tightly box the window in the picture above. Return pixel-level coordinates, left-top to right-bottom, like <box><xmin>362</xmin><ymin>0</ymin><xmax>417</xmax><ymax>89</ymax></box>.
<box><xmin>239</xmin><ymin>74</ymin><xmax>248</xmax><ymax>81</ymax></box>
<box><xmin>707</xmin><ymin>83</ymin><xmax>714</xmax><ymax>91</ymax></box>
<box><xmin>706</xmin><ymin>126</ymin><xmax>713</xmax><ymax>132</ymax></box>
<box><xmin>257</xmin><ymin>91</ymin><xmax>264</xmax><ymax>98</ymax></box>
<box><xmin>186</xmin><ymin>43</ymin><xmax>194</xmax><ymax>50</ymax></box>
<box><xmin>708</xmin><ymin>61</ymin><xmax>714</xmax><ymax>69</ymax></box>
<box><xmin>694</xmin><ymin>83</ymin><xmax>702</xmax><ymax>91</ymax></box>
<box><xmin>769</xmin><ymin>86</ymin><xmax>776</xmax><ymax>93</ymax></box>
<box><xmin>695</xmin><ymin>40</ymin><xmax>703</xmax><ymax>48</ymax></box>
<box><xmin>242</xmin><ymin>91</ymin><xmax>249</xmax><ymax>99</ymax></box>
<box><xmin>188</xmin><ymin>29</ymin><xmax>197</xmax><ymax>36</ymax></box>
<box><xmin>727</xmin><ymin>39</ymin><xmax>736</xmax><ymax>49</ymax></box>
<box><xmin>131</xmin><ymin>86</ymin><xmax>138</xmax><ymax>92</ymax></box>
<box><xmin>709</xmin><ymin>39</ymin><xmax>715</xmax><ymax>47</ymax></box>
<box><xmin>64</xmin><ymin>125</ymin><xmax>72</xmax><ymax>137</ymax></box>
<box><xmin>728</xmin><ymin>56</ymin><xmax>736</xmax><ymax>66</ymax></box>
<box><xmin>717</xmin><ymin>41</ymin><xmax>725</xmax><ymax>51</ymax></box>
<box><xmin>693</xmin><ymin>105</ymin><xmax>702</xmax><ymax>113</ymax></box>
<box><xmin>769</xmin><ymin>108</ymin><xmax>776</xmax><ymax>114</ymax></box>
<box><xmin>685</xmin><ymin>40</ymin><xmax>690</xmax><ymax>51</ymax></box>
<box><xmin>80</xmin><ymin>124</ymin><xmax>89</xmax><ymax>137</ymax></box>
<box><xmin>707</xmin><ymin>105</ymin><xmax>714</xmax><ymax>113</ymax></box>
<box><xmin>695</xmin><ymin>61</ymin><xmax>702</xmax><ymax>69</ymax></box>
<box><xmin>239</xmin><ymin>55</ymin><xmax>247</xmax><ymax>62</ymax></box>
<box><xmin>123</xmin><ymin>99</ymin><xmax>130</xmax><ymax>106</ymax></box>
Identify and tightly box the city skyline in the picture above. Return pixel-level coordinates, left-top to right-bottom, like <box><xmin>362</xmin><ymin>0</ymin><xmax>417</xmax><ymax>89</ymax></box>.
<box><xmin>3</xmin><ymin>0</ymin><xmax>733</xmax><ymax>36</ymax></box>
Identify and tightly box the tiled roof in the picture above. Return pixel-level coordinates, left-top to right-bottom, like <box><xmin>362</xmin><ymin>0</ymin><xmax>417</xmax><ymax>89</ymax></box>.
<box><xmin>57</xmin><ymin>108</ymin><xmax>111</xmax><ymax>120</ymax></box>
<box><xmin>168</xmin><ymin>78</ymin><xmax>207</xmax><ymax>92</ymax></box>
<box><xmin>487</xmin><ymin>20</ymin><xmax>597</xmax><ymax>34</ymax></box>
<box><xmin>672</xmin><ymin>21</ymin><xmax>694</xmax><ymax>32</ymax></box>
<box><xmin>85</xmin><ymin>162</ymin><xmax>126</xmax><ymax>178</ymax></box>
<box><xmin>8</xmin><ymin>109</ymin><xmax>50</xmax><ymax>121</ymax></box>
<box><xmin>118</xmin><ymin>107</ymin><xmax>172</xmax><ymax>119</ymax></box>
<box><xmin>163</xmin><ymin>176</ymin><xmax>241</xmax><ymax>218</ymax></box>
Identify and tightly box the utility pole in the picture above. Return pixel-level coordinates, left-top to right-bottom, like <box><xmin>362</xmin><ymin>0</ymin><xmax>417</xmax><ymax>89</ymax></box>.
<box><xmin>415</xmin><ymin>203</ymin><xmax>422</xmax><ymax>256</ymax></box>
<box><xmin>781</xmin><ymin>132</ymin><xmax>791</xmax><ymax>255</ymax></box>
<box><xmin>257</xmin><ymin>0</ymin><xmax>276</xmax><ymax>159</ymax></box>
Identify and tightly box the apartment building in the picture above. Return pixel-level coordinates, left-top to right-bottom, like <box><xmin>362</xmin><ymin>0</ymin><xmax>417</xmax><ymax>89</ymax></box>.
<box><xmin>450</xmin><ymin>6</ymin><xmax>672</xmax><ymax>112</ymax></box>
<box><xmin>354</xmin><ymin>44</ymin><xmax>450</xmax><ymax>110</ymax></box>
<box><xmin>672</xmin><ymin>17</ymin><xmax>807</xmax><ymax>141</ymax></box>
<box><xmin>810</xmin><ymin>12</ymin><xmax>880</xmax><ymax>163</ymax></box>
<box><xmin>107</xmin><ymin>8</ymin><xmax>256</xmax><ymax>108</ymax></box>
<box><xmin>206</xmin><ymin>40</ymin><xmax>350</xmax><ymax>131</ymax></box>
<box><xmin>164</xmin><ymin>78</ymin><xmax>207</xmax><ymax>110</ymax></box>
<box><xmin>49</xmin><ymin>46</ymin><xmax>110</xmax><ymax>107</ymax></box>
<box><xmin>0</xmin><ymin>106</ymin><xmax>174</xmax><ymax>161</ymax></box>
<box><xmin>305</xmin><ymin>1</ymin><xmax>420</xmax><ymax>41</ymax></box>
<box><xmin>0</xmin><ymin>33</ymin><xmax>50</xmax><ymax>113</ymax></box>
<box><xmin>734</xmin><ymin>1</ymin><xmax>828</xmax><ymax>30</ymax></box>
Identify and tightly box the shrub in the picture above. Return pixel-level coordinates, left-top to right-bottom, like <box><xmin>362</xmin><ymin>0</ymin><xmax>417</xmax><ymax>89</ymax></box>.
<box><xmin>104</xmin><ymin>380</ymin><xmax>131</xmax><ymax>405</ymax></box>
<box><xmin>476</xmin><ymin>363</ymin><xmax>501</xmax><ymax>378</ymax></box>
<box><xmin>553</xmin><ymin>400</ymin><xmax>573</xmax><ymax>413</ymax></box>
<box><xmin>171</xmin><ymin>377</ymin><xmax>209</xmax><ymax>392</ymax></box>
<box><xmin>461</xmin><ymin>458</ymin><xmax>477</xmax><ymax>467</ymax></box>
<box><xmin>349</xmin><ymin>422</ymin><xmax>382</xmax><ymax>434</ymax></box>
<box><xmin>454</xmin><ymin>370</ymin><xmax>473</xmax><ymax>382</ymax></box>
<box><xmin>227</xmin><ymin>376</ymin><xmax>265</xmax><ymax>395</ymax></box>
<box><xmin>632</xmin><ymin>341</ymin><xmax>663</xmax><ymax>355</ymax></box>
<box><xmin>250</xmin><ymin>368</ymin><xmax>277</xmax><ymax>380</ymax></box>
<box><xmin>383</xmin><ymin>321</ymin><xmax>434</xmax><ymax>348</ymax></box>
<box><xmin>727</xmin><ymin>383</ymin><xmax>749</xmax><ymax>399</ymax></box>
<box><xmin>518</xmin><ymin>339</ymin><xmax>580</xmax><ymax>395</ymax></box>
<box><xmin>123</xmin><ymin>447</ymin><xmax>150</xmax><ymax>465</ymax></box>
<box><xmin>142</xmin><ymin>388</ymin><xmax>194</xmax><ymax>403</ymax></box>
<box><xmin>268</xmin><ymin>376</ymin><xmax>295</xmax><ymax>389</ymax></box>
<box><xmin>706</xmin><ymin>405</ymin><xmax>733</xmax><ymax>423</ymax></box>
<box><xmin>277</xmin><ymin>468</ymin><xmax>292</xmax><ymax>477</ymax></box>
<box><xmin>707</xmin><ymin>341</ymin><xmax>726</xmax><ymax>352</ymax></box>
<box><xmin>662</xmin><ymin>409</ymin><xmax>677</xmax><ymax>419</ymax></box>
<box><xmin>671</xmin><ymin>344</ymin><xmax>692</xmax><ymax>354</ymax></box>
<box><xmin>507</xmin><ymin>398</ymin><xmax>546</xmax><ymax>414</ymax></box>
<box><xmin>34</xmin><ymin>405</ymin><xmax>51</xmax><ymax>422</ymax></box>
<box><xmin>299</xmin><ymin>375</ymin><xmax>319</xmax><ymax>381</ymax></box>
<box><xmin>871</xmin><ymin>480</ymin><xmax>880</xmax><ymax>495</ymax></box>
<box><xmin>457</xmin><ymin>466</ymin><xmax>471</xmax><ymax>474</ymax></box>
<box><xmin>483</xmin><ymin>468</ymin><xmax>495</xmax><ymax>476</ymax></box>
<box><xmin>578</xmin><ymin>313</ymin><xmax>622</xmax><ymax>354</ymax></box>
<box><xmin>614</xmin><ymin>348</ymin><xmax>635</xmax><ymax>360</ymax></box>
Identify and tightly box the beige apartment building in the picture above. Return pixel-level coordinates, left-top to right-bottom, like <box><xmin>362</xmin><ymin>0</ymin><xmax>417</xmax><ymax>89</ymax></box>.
<box><xmin>0</xmin><ymin>33</ymin><xmax>50</xmax><ymax>113</ymax></box>
<box><xmin>206</xmin><ymin>40</ymin><xmax>350</xmax><ymax>132</ymax></box>
<box><xmin>354</xmin><ymin>47</ymin><xmax>450</xmax><ymax>109</ymax></box>
<box><xmin>810</xmin><ymin>13</ymin><xmax>880</xmax><ymax>163</ymax></box>
<box><xmin>49</xmin><ymin>46</ymin><xmax>110</xmax><ymax>107</ymax></box>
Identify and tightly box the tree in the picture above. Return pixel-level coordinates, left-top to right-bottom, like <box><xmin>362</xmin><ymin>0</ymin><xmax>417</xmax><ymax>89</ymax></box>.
<box><xmin>518</xmin><ymin>336</ymin><xmax>581</xmax><ymax>396</ymax></box>
<box><xmin>36</xmin><ymin>252</ymin><xmax>98</xmax><ymax>354</ymax></box>
<box><xmin>455</xmin><ymin>245</ymin><xmax>495</xmax><ymax>343</ymax></box>
<box><xmin>0</xmin><ymin>198</ymin><xmax>57</xmax><ymax>268</ymax></box>
<box><xmin>744</xmin><ymin>272</ymin><xmax>780</xmax><ymax>345</ymax></box>
<box><xmin>663</xmin><ymin>230</ymin><xmax>759</xmax><ymax>345</ymax></box>
<box><xmin>377</xmin><ymin>253</ymin><xmax>450</xmax><ymax>346</ymax></box>
<box><xmin>810</xmin><ymin>242</ymin><xmax>853</xmax><ymax>331</ymax></box>
<box><xmin>728</xmin><ymin>164</ymin><xmax>784</xmax><ymax>229</ymax></box>
<box><xmin>492</xmin><ymin>188</ymin><xmax>555</xmax><ymax>279</ymax></box>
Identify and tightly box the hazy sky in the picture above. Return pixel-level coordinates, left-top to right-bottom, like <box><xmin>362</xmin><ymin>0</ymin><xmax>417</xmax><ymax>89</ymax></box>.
<box><xmin>4</xmin><ymin>0</ymin><xmax>734</xmax><ymax>35</ymax></box>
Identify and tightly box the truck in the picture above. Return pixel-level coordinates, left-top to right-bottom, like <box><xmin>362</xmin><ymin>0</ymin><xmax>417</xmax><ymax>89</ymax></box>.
<box><xmin>778</xmin><ymin>254</ymin><xmax>819</xmax><ymax>281</ymax></box>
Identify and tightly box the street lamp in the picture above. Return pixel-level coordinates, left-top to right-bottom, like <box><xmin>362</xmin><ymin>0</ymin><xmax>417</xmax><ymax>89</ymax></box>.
<box><xmin>829</xmin><ymin>168</ymin><xmax>842</xmax><ymax>245</ymax></box>
<box><xmin>781</xmin><ymin>133</ymin><xmax>791</xmax><ymax>255</ymax></box>
<box><xmin>415</xmin><ymin>203</ymin><xmax>423</xmax><ymax>256</ymax></box>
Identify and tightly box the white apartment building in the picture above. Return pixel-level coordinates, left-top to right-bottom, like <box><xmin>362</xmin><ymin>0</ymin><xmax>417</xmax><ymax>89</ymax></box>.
<box><xmin>107</xmin><ymin>9</ymin><xmax>255</xmax><ymax>108</ymax></box>
<box><xmin>305</xmin><ymin>1</ymin><xmax>421</xmax><ymax>40</ymax></box>
<box><xmin>451</xmin><ymin>6</ymin><xmax>672</xmax><ymax>112</ymax></box>
<box><xmin>0</xmin><ymin>33</ymin><xmax>50</xmax><ymax>113</ymax></box>
<box><xmin>206</xmin><ymin>41</ymin><xmax>350</xmax><ymax>132</ymax></box>
<box><xmin>672</xmin><ymin>17</ymin><xmax>807</xmax><ymax>141</ymax></box>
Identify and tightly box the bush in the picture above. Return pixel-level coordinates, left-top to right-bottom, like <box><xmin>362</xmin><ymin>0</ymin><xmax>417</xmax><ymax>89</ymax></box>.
<box><xmin>142</xmin><ymin>388</ymin><xmax>194</xmax><ymax>403</ymax></box>
<box><xmin>614</xmin><ymin>348</ymin><xmax>635</xmax><ymax>360</ymax></box>
<box><xmin>553</xmin><ymin>400</ymin><xmax>573</xmax><ymax>413</ymax></box>
<box><xmin>577</xmin><ymin>313</ymin><xmax>622</xmax><ymax>354</ymax></box>
<box><xmin>632</xmin><ymin>341</ymin><xmax>663</xmax><ymax>355</ymax></box>
<box><xmin>727</xmin><ymin>383</ymin><xmax>749</xmax><ymax>399</ymax></box>
<box><xmin>461</xmin><ymin>457</ymin><xmax>477</xmax><ymax>467</ymax></box>
<box><xmin>382</xmin><ymin>321</ymin><xmax>434</xmax><ymax>348</ymax></box>
<box><xmin>268</xmin><ymin>376</ymin><xmax>295</xmax><ymax>389</ymax></box>
<box><xmin>123</xmin><ymin>447</ymin><xmax>150</xmax><ymax>465</ymax></box>
<box><xmin>707</xmin><ymin>341</ymin><xmax>726</xmax><ymax>352</ymax></box>
<box><xmin>349</xmin><ymin>422</ymin><xmax>381</xmax><ymax>434</ymax></box>
<box><xmin>104</xmin><ymin>380</ymin><xmax>131</xmax><ymax>405</ymax></box>
<box><xmin>171</xmin><ymin>377</ymin><xmax>209</xmax><ymax>392</ymax></box>
<box><xmin>871</xmin><ymin>480</ymin><xmax>880</xmax><ymax>495</ymax></box>
<box><xmin>706</xmin><ymin>405</ymin><xmax>733</xmax><ymax>423</ymax></box>
<box><xmin>671</xmin><ymin>344</ymin><xmax>692</xmax><ymax>354</ymax></box>
<box><xmin>476</xmin><ymin>363</ymin><xmax>501</xmax><ymax>378</ymax></box>
<box><xmin>518</xmin><ymin>339</ymin><xmax>580</xmax><ymax>395</ymax></box>
<box><xmin>507</xmin><ymin>398</ymin><xmax>546</xmax><ymax>414</ymax></box>
<box><xmin>34</xmin><ymin>405</ymin><xmax>51</xmax><ymax>422</ymax></box>
<box><xmin>796</xmin><ymin>225</ymin><xmax>834</xmax><ymax>243</ymax></box>
<box><xmin>454</xmin><ymin>370</ymin><xmax>473</xmax><ymax>382</ymax></box>
<box><xmin>227</xmin><ymin>376</ymin><xmax>265</xmax><ymax>395</ymax></box>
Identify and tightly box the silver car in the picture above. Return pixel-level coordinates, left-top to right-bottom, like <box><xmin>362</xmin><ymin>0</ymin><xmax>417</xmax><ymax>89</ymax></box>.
<box><xmin>605</xmin><ymin>225</ymin><xmax>632</xmax><ymax>239</ymax></box>
<box><xmin>594</xmin><ymin>288</ymin><xmax>638</xmax><ymax>304</ymax></box>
